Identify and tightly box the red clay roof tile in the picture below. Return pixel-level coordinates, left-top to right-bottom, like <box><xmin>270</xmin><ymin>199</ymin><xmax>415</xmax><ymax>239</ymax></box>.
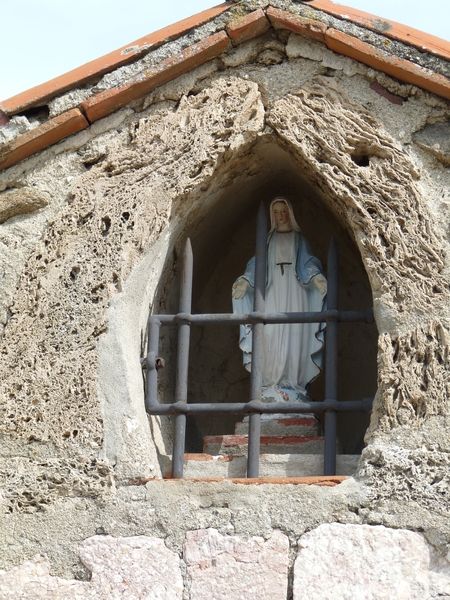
<box><xmin>0</xmin><ymin>3</ymin><xmax>231</xmax><ymax>117</ymax></box>
<box><xmin>227</xmin><ymin>9</ymin><xmax>271</xmax><ymax>45</ymax></box>
<box><xmin>0</xmin><ymin>109</ymin><xmax>88</xmax><ymax>171</ymax></box>
<box><xmin>325</xmin><ymin>28</ymin><xmax>450</xmax><ymax>100</ymax></box>
<box><xmin>267</xmin><ymin>6</ymin><xmax>327</xmax><ymax>43</ymax></box>
<box><xmin>81</xmin><ymin>31</ymin><xmax>230</xmax><ymax>123</ymax></box>
<box><xmin>1</xmin><ymin>3</ymin><xmax>449</xmax><ymax>173</ymax></box>
<box><xmin>307</xmin><ymin>0</ymin><xmax>450</xmax><ymax>60</ymax></box>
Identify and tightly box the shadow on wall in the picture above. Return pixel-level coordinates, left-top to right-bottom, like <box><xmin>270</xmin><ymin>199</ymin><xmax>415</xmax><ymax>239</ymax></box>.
<box><xmin>151</xmin><ymin>137</ymin><xmax>378</xmax><ymax>457</ymax></box>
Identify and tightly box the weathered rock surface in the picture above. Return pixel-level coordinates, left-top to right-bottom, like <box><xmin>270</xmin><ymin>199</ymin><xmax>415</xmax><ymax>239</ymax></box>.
<box><xmin>0</xmin><ymin>555</ymin><xmax>92</xmax><ymax>600</ymax></box>
<box><xmin>184</xmin><ymin>528</ymin><xmax>289</xmax><ymax>600</ymax></box>
<box><xmin>0</xmin><ymin>535</ymin><xmax>183</xmax><ymax>600</ymax></box>
<box><xmin>413</xmin><ymin>121</ymin><xmax>450</xmax><ymax>166</ymax></box>
<box><xmin>1</xmin><ymin>528</ymin><xmax>448</xmax><ymax>599</ymax></box>
<box><xmin>0</xmin><ymin>19</ymin><xmax>448</xmax><ymax>589</ymax></box>
<box><xmin>293</xmin><ymin>523</ymin><xmax>450</xmax><ymax>600</ymax></box>
<box><xmin>0</xmin><ymin>186</ymin><xmax>49</xmax><ymax>224</ymax></box>
<box><xmin>267</xmin><ymin>81</ymin><xmax>447</xmax><ymax>321</ymax></box>
<box><xmin>0</xmin><ymin>77</ymin><xmax>265</xmax><ymax>486</ymax></box>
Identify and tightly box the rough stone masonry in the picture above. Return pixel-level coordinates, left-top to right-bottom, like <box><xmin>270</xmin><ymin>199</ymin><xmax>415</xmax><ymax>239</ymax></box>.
<box><xmin>0</xmin><ymin>2</ymin><xmax>449</xmax><ymax>597</ymax></box>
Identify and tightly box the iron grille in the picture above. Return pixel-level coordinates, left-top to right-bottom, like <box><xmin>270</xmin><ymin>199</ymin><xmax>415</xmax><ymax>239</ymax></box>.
<box><xmin>144</xmin><ymin>203</ymin><xmax>374</xmax><ymax>478</ymax></box>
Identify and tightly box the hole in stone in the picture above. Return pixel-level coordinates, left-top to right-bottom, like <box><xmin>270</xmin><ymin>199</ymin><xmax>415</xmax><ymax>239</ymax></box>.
<box><xmin>121</xmin><ymin>211</ymin><xmax>130</xmax><ymax>222</ymax></box>
<box><xmin>322</xmin><ymin>67</ymin><xmax>336</xmax><ymax>77</ymax></box>
<box><xmin>351</xmin><ymin>152</ymin><xmax>370</xmax><ymax>167</ymax></box>
<box><xmin>70</xmin><ymin>266</ymin><xmax>80</xmax><ymax>281</ymax></box>
<box><xmin>78</xmin><ymin>212</ymin><xmax>93</xmax><ymax>226</ymax></box>
<box><xmin>21</xmin><ymin>104</ymin><xmax>50</xmax><ymax>123</ymax></box>
<box><xmin>101</xmin><ymin>216</ymin><xmax>111</xmax><ymax>236</ymax></box>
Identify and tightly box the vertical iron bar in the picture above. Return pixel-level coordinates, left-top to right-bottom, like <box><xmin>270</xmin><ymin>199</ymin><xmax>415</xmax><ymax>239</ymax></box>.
<box><xmin>145</xmin><ymin>317</ymin><xmax>161</xmax><ymax>411</ymax></box>
<box><xmin>247</xmin><ymin>203</ymin><xmax>267</xmax><ymax>478</ymax></box>
<box><xmin>172</xmin><ymin>239</ymin><xmax>193</xmax><ymax>478</ymax></box>
<box><xmin>324</xmin><ymin>238</ymin><xmax>338</xmax><ymax>475</ymax></box>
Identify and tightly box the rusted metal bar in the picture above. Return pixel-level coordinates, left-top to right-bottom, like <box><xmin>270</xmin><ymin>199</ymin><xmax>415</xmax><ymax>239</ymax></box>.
<box><xmin>146</xmin><ymin>397</ymin><xmax>373</xmax><ymax>415</ymax></box>
<box><xmin>153</xmin><ymin>309</ymin><xmax>373</xmax><ymax>325</ymax></box>
<box><xmin>145</xmin><ymin>317</ymin><xmax>161</xmax><ymax>411</ymax></box>
<box><xmin>324</xmin><ymin>238</ymin><xmax>338</xmax><ymax>476</ymax></box>
<box><xmin>172</xmin><ymin>239</ymin><xmax>193</xmax><ymax>479</ymax></box>
<box><xmin>247</xmin><ymin>202</ymin><xmax>267</xmax><ymax>478</ymax></box>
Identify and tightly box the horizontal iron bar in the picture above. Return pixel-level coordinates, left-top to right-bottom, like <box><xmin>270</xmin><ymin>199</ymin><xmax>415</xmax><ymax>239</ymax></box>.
<box><xmin>146</xmin><ymin>398</ymin><xmax>373</xmax><ymax>415</ymax></box>
<box><xmin>149</xmin><ymin>309</ymin><xmax>374</xmax><ymax>326</ymax></box>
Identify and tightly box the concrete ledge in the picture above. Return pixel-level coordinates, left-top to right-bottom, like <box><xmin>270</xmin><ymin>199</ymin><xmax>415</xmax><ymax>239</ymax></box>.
<box><xmin>0</xmin><ymin>3</ymin><xmax>231</xmax><ymax>117</ymax></box>
<box><xmin>163</xmin><ymin>475</ymin><xmax>349</xmax><ymax>486</ymax></box>
<box><xmin>162</xmin><ymin>453</ymin><xmax>359</xmax><ymax>478</ymax></box>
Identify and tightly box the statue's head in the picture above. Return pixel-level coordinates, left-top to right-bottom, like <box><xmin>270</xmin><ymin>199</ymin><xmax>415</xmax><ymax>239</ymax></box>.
<box><xmin>269</xmin><ymin>197</ymin><xmax>301</xmax><ymax>233</ymax></box>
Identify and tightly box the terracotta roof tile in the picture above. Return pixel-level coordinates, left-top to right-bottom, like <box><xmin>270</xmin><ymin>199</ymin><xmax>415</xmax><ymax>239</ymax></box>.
<box><xmin>81</xmin><ymin>31</ymin><xmax>230</xmax><ymax>123</ymax></box>
<box><xmin>267</xmin><ymin>6</ymin><xmax>327</xmax><ymax>43</ymax></box>
<box><xmin>0</xmin><ymin>109</ymin><xmax>88</xmax><ymax>171</ymax></box>
<box><xmin>1</xmin><ymin>2</ymin><xmax>449</xmax><ymax>172</ymax></box>
<box><xmin>0</xmin><ymin>3</ymin><xmax>231</xmax><ymax>117</ymax></box>
<box><xmin>227</xmin><ymin>9</ymin><xmax>271</xmax><ymax>45</ymax></box>
<box><xmin>326</xmin><ymin>28</ymin><xmax>450</xmax><ymax>100</ymax></box>
<box><xmin>307</xmin><ymin>0</ymin><xmax>450</xmax><ymax>60</ymax></box>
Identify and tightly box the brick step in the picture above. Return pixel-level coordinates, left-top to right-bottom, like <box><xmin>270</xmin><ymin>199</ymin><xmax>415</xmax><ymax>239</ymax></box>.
<box><xmin>235</xmin><ymin>415</ymin><xmax>320</xmax><ymax>436</ymax></box>
<box><xmin>161</xmin><ymin>453</ymin><xmax>359</xmax><ymax>478</ymax></box>
<box><xmin>203</xmin><ymin>434</ymin><xmax>324</xmax><ymax>455</ymax></box>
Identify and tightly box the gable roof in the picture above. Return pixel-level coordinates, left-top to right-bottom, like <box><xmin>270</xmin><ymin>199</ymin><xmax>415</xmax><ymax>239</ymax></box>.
<box><xmin>1</xmin><ymin>1</ymin><xmax>449</xmax><ymax>172</ymax></box>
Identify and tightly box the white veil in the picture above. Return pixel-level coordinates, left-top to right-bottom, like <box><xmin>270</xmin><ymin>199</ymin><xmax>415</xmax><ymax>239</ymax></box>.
<box><xmin>269</xmin><ymin>197</ymin><xmax>301</xmax><ymax>232</ymax></box>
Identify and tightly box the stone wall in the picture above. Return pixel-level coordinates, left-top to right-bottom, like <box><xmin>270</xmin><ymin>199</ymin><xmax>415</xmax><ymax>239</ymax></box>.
<box><xmin>1</xmin><ymin>524</ymin><xmax>449</xmax><ymax>599</ymax></box>
<box><xmin>0</xmin><ymin>23</ymin><xmax>448</xmax><ymax>588</ymax></box>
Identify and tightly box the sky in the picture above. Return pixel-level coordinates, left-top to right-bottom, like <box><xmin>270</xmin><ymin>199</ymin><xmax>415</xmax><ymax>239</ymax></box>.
<box><xmin>1</xmin><ymin>0</ymin><xmax>449</xmax><ymax>102</ymax></box>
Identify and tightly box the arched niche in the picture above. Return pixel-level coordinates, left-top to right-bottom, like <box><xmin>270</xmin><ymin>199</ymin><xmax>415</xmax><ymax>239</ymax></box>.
<box><xmin>152</xmin><ymin>135</ymin><xmax>378</xmax><ymax>458</ymax></box>
<box><xmin>99</xmin><ymin>78</ymin><xmax>441</xmax><ymax>480</ymax></box>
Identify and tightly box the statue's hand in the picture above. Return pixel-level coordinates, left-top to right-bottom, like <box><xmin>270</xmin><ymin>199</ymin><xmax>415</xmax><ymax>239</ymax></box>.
<box><xmin>313</xmin><ymin>274</ymin><xmax>327</xmax><ymax>295</ymax></box>
<box><xmin>232</xmin><ymin>278</ymin><xmax>249</xmax><ymax>300</ymax></box>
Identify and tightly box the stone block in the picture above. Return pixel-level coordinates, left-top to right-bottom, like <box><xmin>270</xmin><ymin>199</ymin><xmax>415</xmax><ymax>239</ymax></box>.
<box><xmin>0</xmin><ymin>186</ymin><xmax>49</xmax><ymax>224</ymax></box>
<box><xmin>235</xmin><ymin>415</ymin><xmax>320</xmax><ymax>436</ymax></box>
<box><xmin>184</xmin><ymin>528</ymin><xmax>289</xmax><ymax>600</ymax></box>
<box><xmin>0</xmin><ymin>555</ymin><xmax>92</xmax><ymax>600</ymax></box>
<box><xmin>0</xmin><ymin>536</ymin><xmax>183</xmax><ymax>599</ymax></box>
<box><xmin>164</xmin><ymin>453</ymin><xmax>359</xmax><ymax>478</ymax></box>
<box><xmin>293</xmin><ymin>523</ymin><xmax>440</xmax><ymax>600</ymax></box>
<box><xmin>79</xmin><ymin>535</ymin><xmax>183</xmax><ymax>599</ymax></box>
<box><xmin>203</xmin><ymin>434</ymin><xmax>324</xmax><ymax>455</ymax></box>
<box><xmin>413</xmin><ymin>121</ymin><xmax>450</xmax><ymax>166</ymax></box>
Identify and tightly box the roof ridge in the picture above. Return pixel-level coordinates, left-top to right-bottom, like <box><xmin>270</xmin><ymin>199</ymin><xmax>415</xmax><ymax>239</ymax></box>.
<box><xmin>1</xmin><ymin>4</ymin><xmax>448</xmax><ymax>172</ymax></box>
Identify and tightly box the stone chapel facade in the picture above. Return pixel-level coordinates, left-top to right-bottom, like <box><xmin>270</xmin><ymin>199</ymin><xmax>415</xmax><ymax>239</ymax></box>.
<box><xmin>0</xmin><ymin>1</ymin><xmax>449</xmax><ymax>597</ymax></box>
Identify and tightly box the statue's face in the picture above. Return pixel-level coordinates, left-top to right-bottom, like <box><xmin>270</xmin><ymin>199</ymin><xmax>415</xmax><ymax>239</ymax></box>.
<box><xmin>272</xmin><ymin>202</ymin><xmax>290</xmax><ymax>230</ymax></box>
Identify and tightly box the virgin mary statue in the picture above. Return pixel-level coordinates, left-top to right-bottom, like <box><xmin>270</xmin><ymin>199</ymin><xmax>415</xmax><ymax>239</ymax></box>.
<box><xmin>232</xmin><ymin>198</ymin><xmax>327</xmax><ymax>402</ymax></box>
